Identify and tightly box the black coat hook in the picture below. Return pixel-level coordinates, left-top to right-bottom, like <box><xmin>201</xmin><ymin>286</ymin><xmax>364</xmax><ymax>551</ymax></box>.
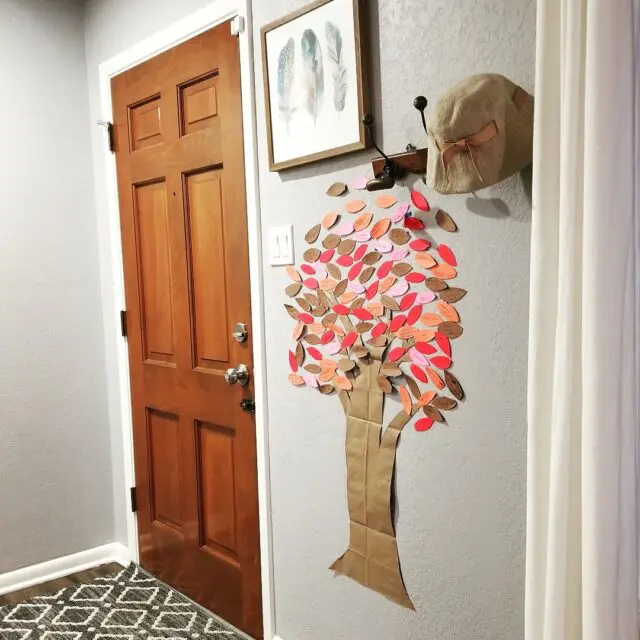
<box><xmin>414</xmin><ymin>96</ymin><xmax>428</xmax><ymax>134</ymax></box>
<box><xmin>362</xmin><ymin>113</ymin><xmax>405</xmax><ymax>191</ymax></box>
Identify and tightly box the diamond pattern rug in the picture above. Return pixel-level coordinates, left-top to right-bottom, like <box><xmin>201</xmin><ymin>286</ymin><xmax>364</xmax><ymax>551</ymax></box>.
<box><xmin>0</xmin><ymin>563</ymin><xmax>245</xmax><ymax>639</ymax></box>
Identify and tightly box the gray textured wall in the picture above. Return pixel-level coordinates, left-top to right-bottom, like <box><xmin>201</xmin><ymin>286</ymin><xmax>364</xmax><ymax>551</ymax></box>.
<box><xmin>0</xmin><ymin>0</ymin><xmax>114</xmax><ymax>572</ymax></box>
<box><xmin>84</xmin><ymin>1</ymin><xmax>535</xmax><ymax>638</ymax></box>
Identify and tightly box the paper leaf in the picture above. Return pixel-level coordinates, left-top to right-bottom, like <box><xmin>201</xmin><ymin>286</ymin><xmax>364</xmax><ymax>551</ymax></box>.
<box><xmin>437</xmin><ymin>300</ymin><xmax>460</xmax><ymax>322</ymax></box>
<box><xmin>388</xmin><ymin>347</ymin><xmax>406</xmax><ymax>362</ymax></box>
<box><xmin>307</xmin><ymin>346</ymin><xmax>323</xmax><ymax>361</ymax></box>
<box><xmin>302</xmin><ymin>374</ymin><xmax>318</xmax><ymax>388</ymax></box>
<box><xmin>338</xmin><ymin>357</ymin><xmax>356</xmax><ymax>372</ymax></box>
<box><xmin>334</xmin><ymin>279</ymin><xmax>348</xmax><ymax>297</ymax></box>
<box><xmin>354</xmin><ymin>212</ymin><xmax>373</xmax><ymax>231</ymax></box>
<box><xmin>352</xmin><ymin>307</ymin><xmax>373</xmax><ymax>321</ymax></box>
<box><xmin>350</xmin><ymin>177</ymin><xmax>368</xmax><ymax>190</ymax></box>
<box><xmin>381</xmin><ymin>363</ymin><xmax>402</xmax><ymax>377</ymax></box>
<box><xmin>427</xmin><ymin>368</ymin><xmax>445</xmax><ymax>389</ymax></box>
<box><xmin>339</xmin><ymin>291</ymin><xmax>357</xmax><ymax>304</ymax></box>
<box><xmin>372</xmin><ymin>321</ymin><xmax>387</xmax><ymax>338</ymax></box>
<box><xmin>337</xmin><ymin>239</ymin><xmax>356</xmax><ymax>255</ymax></box>
<box><xmin>322</xmin><ymin>234</ymin><xmax>341</xmax><ymax>249</ymax></box>
<box><xmin>316</xmin><ymin>264</ymin><xmax>329</xmax><ymax>280</ymax></box>
<box><xmin>435</xmin><ymin>332</ymin><xmax>451</xmax><ymax>357</ymax></box>
<box><xmin>438</xmin><ymin>321</ymin><xmax>463</xmax><ymax>339</ymax></box>
<box><xmin>298</xmin><ymin>312</ymin><xmax>315</xmax><ymax>324</ymax></box>
<box><xmin>327</xmin><ymin>182</ymin><xmax>348</xmax><ymax>196</ymax></box>
<box><xmin>304</xmin><ymin>248</ymin><xmax>321</xmax><ymax>263</ymax></box>
<box><xmin>348</xmin><ymin>281</ymin><xmax>365</xmax><ymax>294</ymax></box>
<box><xmin>390</xmin><ymin>315</ymin><xmax>406</xmax><ymax>332</ymax></box>
<box><xmin>293</xmin><ymin>322</ymin><xmax>305</xmax><ymax>341</ymax></box>
<box><xmin>389</xmin><ymin>248</ymin><xmax>409</xmax><ymax>261</ymax></box>
<box><xmin>333</xmin><ymin>304</ymin><xmax>350</xmax><ymax>316</ymax></box>
<box><xmin>432</xmin><ymin>396</ymin><xmax>458</xmax><ymax>410</ymax></box>
<box><xmin>305</xmin><ymin>334</ymin><xmax>321</xmax><ymax>345</ymax></box>
<box><xmin>444</xmin><ymin>371</ymin><xmax>464</xmax><ymax>400</ymax></box>
<box><xmin>319</xmin><ymin>278</ymin><xmax>337</xmax><ymax>291</ymax></box>
<box><xmin>356</xmin><ymin>321</ymin><xmax>373</xmax><ymax>334</ymax></box>
<box><xmin>377</xmin><ymin>260</ymin><xmax>393</xmax><ymax>279</ymax></box>
<box><xmin>407</xmin><ymin>304</ymin><xmax>423</xmax><ymax>326</ymax></box>
<box><xmin>300</xmin><ymin>264</ymin><xmax>315</xmax><ymax>276</ymax></box>
<box><xmin>379</xmin><ymin>276</ymin><xmax>397</xmax><ymax>294</ymax></box>
<box><xmin>424</xmin><ymin>405</ymin><xmax>445</xmax><ymax>422</ymax></box>
<box><xmin>286</xmin><ymin>265</ymin><xmax>301</xmax><ymax>282</ymax></box>
<box><xmin>319</xmin><ymin>367</ymin><xmax>334</xmax><ymax>382</ymax></box>
<box><xmin>437</xmin><ymin>244</ymin><xmax>457</xmax><ymax>266</ymax></box>
<box><xmin>326</xmin><ymin>263</ymin><xmax>342</xmax><ymax>280</ymax></box>
<box><xmin>285</xmin><ymin>282</ymin><xmax>302</xmax><ymax>297</ymax></box>
<box><xmin>288</xmin><ymin>373</ymin><xmax>305</xmax><ymax>386</ymax></box>
<box><xmin>430</xmin><ymin>264</ymin><xmax>457</xmax><ymax>279</ymax></box>
<box><xmin>393</xmin><ymin>263</ymin><xmax>412</xmax><ymax>277</ymax></box>
<box><xmin>381</xmin><ymin>295</ymin><xmax>400</xmax><ymax>311</ymax></box>
<box><xmin>409</xmin><ymin>347</ymin><xmax>429</xmax><ymax>366</ymax></box>
<box><xmin>410</xmin><ymin>364</ymin><xmax>428</xmax><ymax>383</ymax></box>
<box><xmin>375</xmin><ymin>194</ymin><xmax>397</xmax><ymax>209</ymax></box>
<box><xmin>371</xmin><ymin>217</ymin><xmax>391</xmax><ymax>238</ymax></box>
<box><xmin>415</xmin><ymin>342</ymin><xmax>437</xmax><ymax>355</ymax></box>
<box><xmin>404</xmin><ymin>216</ymin><xmax>425</xmax><ymax>231</ymax></box>
<box><xmin>416</xmin><ymin>252</ymin><xmax>437</xmax><ymax>269</ymax></box>
<box><xmin>322</xmin><ymin>212</ymin><xmax>339</xmax><ymax>229</ymax></box>
<box><xmin>303</xmin><ymin>278</ymin><xmax>319</xmax><ymax>290</ymax></box>
<box><xmin>288</xmin><ymin>350</ymin><xmax>298</xmax><ymax>372</ymax></box>
<box><xmin>415</xmin><ymin>417</ymin><xmax>435</xmax><ymax>432</ymax></box>
<box><xmin>336</xmin><ymin>255</ymin><xmax>353</xmax><ymax>268</ymax></box>
<box><xmin>374</xmin><ymin>239</ymin><xmax>393</xmax><ymax>253</ymax></box>
<box><xmin>377</xmin><ymin>374</ymin><xmax>393</xmax><ymax>393</ymax></box>
<box><xmin>346</xmin><ymin>200</ymin><xmax>366</xmax><ymax>213</ymax></box>
<box><xmin>346</xmin><ymin>262</ymin><xmax>363</xmax><ymax>281</ymax></box>
<box><xmin>430</xmin><ymin>356</ymin><xmax>452</xmax><ymax>370</ymax></box>
<box><xmin>416</xmin><ymin>291</ymin><xmax>436</xmax><ymax>304</ymax></box>
<box><xmin>354</xmin><ymin>244</ymin><xmax>367</xmax><ymax>260</ymax></box>
<box><xmin>414</xmin><ymin>329</ymin><xmax>435</xmax><ymax>342</ymax></box>
<box><xmin>410</xmin><ymin>190</ymin><xmax>430</xmax><ymax>211</ymax></box>
<box><xmin>295</xmin><ymin>342</ymin><xmax>305</xmax><ymax>367</ymax></box>
<box><xmin>366</xmin><ymin>301</ymin><xmax>384</xmax><ymax>316</ymax></box>
<box><xmin>426</xmin><ymin>277</ymin><xmax>448</xmax><ymax>292</ymax></box>
<box><xmin>324</xmin><ymin>342</ymin><xmax>341</xmax><ymax>356</ymax></box>
<box><xmin>405</xmin><ymin>272</ymin><xmax>426</xmax><ymax>285</ymax></box>
<box><xmin>418</xmin><ymin>391</ymin><xmax>436</xmax><ymax>406</ymax></box>
<box><xmin>319</xmin><ymin>384</ymin><xmax>335</xmax><ymax>395</ymax></box>
<box><xmin>420</xmin><ymin>313</ymin><xmax>442</xmax><ymax>327</ymax></box>
<box><xmin>333</xmin><ymin>375</ymin><xmax>353</xmax><ymax>391</ymax></box>
<box><xmin>391</xmin><ymin>203</ymin><xmax>410</xmax><ymax>223</ymax></box>
<box><xmin>341</xmin><ymin>332</ymin><xmax>358</xmax><ymax>349</ymax></box>
<box><xmin>363</xmin><ymin>251</ymin><xmax>382</xmax><ymax>265</ymax></box>
<box><xmin>305</xmin><ymin>224</ymin><xmax>321</xmax><ymax>244</ymax></box>
<box><xmin>336</xmin><ymin>221</ymin><xmax>355</xmax><ymax>236</ymax></box>
<box><xmin>310</xmin><ymin>321</ymin><xmax>325</xmax><ymax>334</ymax></box>
<box><xmin>439</xmin><ymin>287</ymin><xmax>467</xmax><ymax>303</ymax></box>
<box><xmin>359</xmin><ymin>266</ymin><xmax>375</xmax><ymax>283</ymax></box>
<box><xmin>399</xmin><ymin>387</ymin><xmax>412</xmax><ymax>414</ymax></box>
<box><xmin>353</xmin><ymin>229</ymin><xmax>371</xmax><ymax>242</ymax></box>
<box><xmin>409</xmin><ymin>239</ymin><xmax>431</xmax><ymax>252</ymax></box>
<box><xmin>365</xmin><ymin>280</ymin><xmax>379</xmax><ymax>300</ymax></box>
<box><xmin>436</xmin><ymin>209</ymin><xmax>458</xmax><ymax>232</ymax></box>
<box><xmin>388</xmin><ymin>280</ymin><xmax>409</xmax><ymax>297</ymax></box>
<box><xmin>397</xmin><ymin>325</ymin><xmax>416</xmax><ymax>339</ymax></box>
<box><xmin>320</xmin><ymin>330</ymin><xmax>335</xmax><ymax>345</ymax></box>
<box><xmin>400</xmin><ymin>292</ymin><xmax>417</xmax><ymax>311</ymax></box>
<box><xmin>389</xmin><ymin>228</ymin><xmax>410</xmax><ymax>245</ymax></box>
<box><xmin>320</xmin><ymin>249</ymin><xmax>335</xmax><ymax>263</ymax></box>
<box><xmin>352</xmin><ymin>345</ymin><xmax>369</xmax><ymax>358</ymax></box>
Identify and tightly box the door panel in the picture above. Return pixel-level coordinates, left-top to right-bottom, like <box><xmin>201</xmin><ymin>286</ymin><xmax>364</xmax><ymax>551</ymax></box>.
<box><xmin>112</xmin><ymin>24</ymin><xmax>262</xmax><ymax>639</ymax></box>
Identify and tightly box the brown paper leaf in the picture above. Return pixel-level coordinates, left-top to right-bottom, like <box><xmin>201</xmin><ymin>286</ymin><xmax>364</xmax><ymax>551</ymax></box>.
<box><xmin>326</xmin><ymin>263</ymin><xmax>342</xmax><ymax>280</ymax></box>
<box><xmin>359</xmin><ymin>266</ymin><xmax>375</xmax><ymax>283</ymax></box>
<box><xmin>322</xmin><ymin>312</ymin><xmax>338</xmax><ymax>327</ymax></box>
<box><xmin>381</xmin><ymin>363</ymin><xmax>402</xmax><ymax>376</ymax></box>
<box><xmin>310</xmin><ymin>322</ymin><xmax>325</xmax><ymax>334</ymax></box>
<box><xmin>426</xmin><ymin>278</ymin><xmax>448</xmax><ymax>292</ymax></box>
<box><xmin>322</xmin><ymin>212</ymin><xmax>339</xmax><ymax>229</ymax></box>
<box><xmin>305</xmin><ymin>224</ymin><xmax>321</xmax><ymax>244</ymax></box>
<box><xmin>392</xmin><ymin>263</ymin><xmax>412</xmax><ymax>277</ymax></box>
<box><xmin>381</xmin><ymin>295</ymin><xmax>401</xmax><ymax>311</ymax></box>
<box><xmin>404</xmin><ymin>375</ymin><xmax>421</xmax><ymax>401</ymax></box>
<box><xmin>304</xmin><ymin>293</ymin><xmax>319</xmax><ymax>306</ymax></box>
<box><xmin>432</xmin><ymin>396</ymin><xmax>458</xmax><ymax>410</ymax></box>
<box><xmin>334</xmin><ymin>279</ymin><xmax>348</xmax><ymax>297</ymax></box>
<box><xmin>337</xmin><ymin>239</ymin><xmax>356</xmax><ymax>255</ymax></box>
<box><xmin>327</xmin><ymin>182</ymin><xmax>348</xmax><ymax>197</ymax></box>
<box><xmin>424</xmin><ymin>405</ymin><xmax>445</xmax><ymax>422</ymax></box>
<box><xmin>350</xmin><ymin>298</ymin><xmax>365</xmax><ymax>311</ymax></box>
<box><xmin>322</xmin><ymin>234</ymin><xmax>341</xmax><ymax>250</ymax></box>
<box><xmin>319</xmin><ymin>384</ymin><xmax>335</xmax><ymax>395</ymax></box>
<box><xmin>444</xmin><ymin>371</ymin><xmax>465</xmax><ymax>400</ymax></box>
<box><xmin>304</xmin><ymin>364</ymin><xmax>322</xmax><ymax>374</ymax></box>
<box><xmin>438</xmin><ymin>321</ymin><xmax>463</xmax><ymax>339</ymax></box>
<box><xmin>439</xmin><ymin>287</ymin><xmax>467</xmax><ymax>303</ymax></box>
<box><xmin>345</xmin><ymin>199</ymin><xmax>366</xmax><ymax>213</ymax></box>
<box><xmin>338</xmin><ymin>358</ymin><xmax>356</xmax><ymax>372</ymax></box>
<box><xmin>303</xmin><ymin>248</ymin><xmax>321</xmax><ymax>262</ymax></box>
<box><xmin>389</xmin><ymin>228</ymin><xmax>410</xmax><ymax>245</ymax></box>
<box><xmin>305</xmin><ymin>334</ymin><xmax>321</xmax><ymax>345</ymax></box>
<box><xmin>285</xmin><ymin>283</ymin><xmax>302</xmax><ymax>297</ymax></box>
<box><xmin>371</xmin><ymin>217</ymin><xmax>391</xmax><ymax>238</ymax></box>
<box><xmin>295</xmin><ymin>342</ymin><xmax>305</xmax><ymax>367</ymax></box>
<box><xmin>353</xmin><ymin>212</ymin><xmax>373</xmax><ymax>231</ymax></box>
<box><xmin>377</xmin><ymin>374</ymin><xmax>393</xmax><ymax>393</ymax></box>
<box><xmin>317</xmin><ymin>290</ymin><xmax>332</xmax><ymax>308</ymax></box>
<box><xmin>312</xmin><ymin>305</ymin><xmax>327</xmax><ymax>317</ymax></box>
<box><xmin>368</xmin><ymin>336</ymin><xmax>387</xmax><ymax>347</ymax></box>
<box><xmin>297</xmin><ymin>297</ymin><xmax>312</xmax><ymax>312</ymax></box>
<box><xmin>356</xmin><ymin>322</ymin><xmax>373</xmax><ymax>334</ymax></box>
<box><xmin>352</xmin><ymin>345</ymin><xmax>369</xmax><ymax>358</ymax></box>
<box><xmin>284</xmin><ymin>304</ymin><xmax>300</xmax><ymax>320</ymax></box>
<box><xmin>363</xmin><ymin>251</ymin><xmax>382</xmax><ymax>265</ymax></box>
<box><xmin>292</xmin><ymin>322</ymin><xmax>306</xmax><ymax>341</ymax></box>
<box><xmin>436</xmin><ymin>209</ymin><xmax>458</xmax><ymax>232</ymax></box>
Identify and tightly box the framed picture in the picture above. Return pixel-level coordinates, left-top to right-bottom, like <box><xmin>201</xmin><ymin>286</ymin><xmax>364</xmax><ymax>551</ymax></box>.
<box><xmin>261</xmin><ymin>0</ymin><xmax>370</xmax><ymax>172</ymax></box>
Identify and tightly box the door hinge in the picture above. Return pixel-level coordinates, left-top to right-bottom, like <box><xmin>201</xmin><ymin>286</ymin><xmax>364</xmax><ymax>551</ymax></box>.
<box><xmin>120</xmin><ymin>310</ymin><xmax>128</xmax><ymax>338</ymax></box>
<box><xmin>98</xmin><ymin>121</ymin><xmax>116</xmax><ymax>153</ymax></box>
<box><xmin>230</xmin><ymin>15</ymin><xmax>245</xmax><ymax>36</ymax></box>
<box><xmin>130</xmin><ymin>487</ymin><xmax>138</xmax><ymax>513</ymax></box>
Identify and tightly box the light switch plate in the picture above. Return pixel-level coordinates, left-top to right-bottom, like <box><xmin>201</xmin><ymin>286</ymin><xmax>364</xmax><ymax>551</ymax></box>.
<box><xmin>268</xmin><ymin>225</ymin><xmax>294</xmax><ymax>265</ymax></box>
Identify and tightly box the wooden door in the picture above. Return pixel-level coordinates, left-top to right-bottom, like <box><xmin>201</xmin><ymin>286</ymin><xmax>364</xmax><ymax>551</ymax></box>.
<box><xmin>111</xmin><ymin>24</ymin><xmax>262</xmax><ymax>639</ymax></box>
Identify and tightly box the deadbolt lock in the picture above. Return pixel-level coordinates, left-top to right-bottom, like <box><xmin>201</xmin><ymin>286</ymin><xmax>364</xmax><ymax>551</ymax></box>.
<box><xmin>224</xmin><ymin>364</ymin><xmax>250</xmax><ymax>386</ymax></box>
<box><xmin>232</xmin><ymin>322</ymin><xmax>248</xmax><ymax>343</ymax></box>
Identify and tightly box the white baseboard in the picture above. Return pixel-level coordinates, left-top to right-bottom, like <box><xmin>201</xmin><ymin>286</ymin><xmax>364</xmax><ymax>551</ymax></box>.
<box><xmin>0</xmin><ymin>542</ymin><xmax>130</xmax><ymax>597</ymax></box>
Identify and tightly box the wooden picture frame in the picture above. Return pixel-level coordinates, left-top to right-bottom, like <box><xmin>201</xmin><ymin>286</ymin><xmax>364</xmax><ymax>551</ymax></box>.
<box><xmin>261</xmin><ymin>0</ymin><xmax>370</xmax><ymax>172</ymax></box>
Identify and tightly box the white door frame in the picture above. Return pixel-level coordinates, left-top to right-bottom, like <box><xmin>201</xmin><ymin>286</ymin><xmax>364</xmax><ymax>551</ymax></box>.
<box><xmin>97</xmin><ymin>2</ymin><xmax>275</xmax><ymax>638</ymax></box>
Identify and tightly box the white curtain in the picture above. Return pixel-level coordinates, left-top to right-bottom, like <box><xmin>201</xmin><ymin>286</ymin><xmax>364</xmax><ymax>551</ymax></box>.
<box><xmin>525</xmin><ymin>0</ymin><xmax>639</xmax><ymax>638</ymax></box>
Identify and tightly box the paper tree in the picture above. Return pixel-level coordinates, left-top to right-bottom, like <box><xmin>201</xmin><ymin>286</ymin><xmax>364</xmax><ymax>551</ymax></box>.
<box><xmin>284</xmin><ymin>187</ymin><xmax>465</xmax><ymax>610</ymax></box>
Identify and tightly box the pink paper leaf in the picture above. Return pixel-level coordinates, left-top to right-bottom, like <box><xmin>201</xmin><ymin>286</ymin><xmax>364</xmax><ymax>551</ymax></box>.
<box><xmin>416</xmin><ymin>291</ymin><xmax>437</xmax><ymax>304</ymax></box>
<box><xmin>388</xmin><ymin>280</ymin><xmax>409</xmax><ymax>297</ymax></box>
<box><xmin>391</xmin><ymin>203</ymin><xmax>410</xmax><ymax>223</ymax></box>
<box><xmin>374</xmin><ymin>240</ymin><xmax>393</xmax><ymax>253</ymax></box>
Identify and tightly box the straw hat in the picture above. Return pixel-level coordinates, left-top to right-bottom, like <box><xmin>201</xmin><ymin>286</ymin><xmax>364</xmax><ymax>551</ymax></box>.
<box><xmin>426</xmin><ymin>74</ymin><xmax>534</xmax><ymax>194</ymax></box>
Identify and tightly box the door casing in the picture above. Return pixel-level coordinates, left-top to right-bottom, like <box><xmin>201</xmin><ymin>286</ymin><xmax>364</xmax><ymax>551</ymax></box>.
<box><xmin>96</xmin><ymin>2</ymin><xmax>275</xmax><ymax>638</ymax></box>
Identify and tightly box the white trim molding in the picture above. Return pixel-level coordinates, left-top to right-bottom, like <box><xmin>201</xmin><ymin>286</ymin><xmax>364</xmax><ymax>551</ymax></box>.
<box><xmin>0</xmin><ymin>543</ymin><xmax>130</xmax><ymax>597</ymax></box>
<box><xmin>97</xmin><ymin>2</ymin><xmax>275</xmax><ymax>639</ymax></box>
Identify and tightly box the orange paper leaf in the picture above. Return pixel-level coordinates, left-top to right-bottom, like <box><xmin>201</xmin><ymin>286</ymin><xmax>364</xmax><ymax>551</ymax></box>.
<box><xmin>338</xmin><ymin>291</ymin><xmax>357</xmax><ymax>304</ymax></box>
<box><xmin>430</xmin><ymin>264</ymin><xmax>457</xmax><ymax>279</ymax></box>
<box><xmin>426</xmin><ymin>368</ymin><xmax>445</xmax><ymax>390</ymax></box>
<box><xmin>375</xmin><ymin>194</ymin><xmax>397</xmax><ymax>209</ymax></box>
<box><xmin>353</xmin><ymin>212</ymin><xmax>373</xmax><ymax>231</ymax></box>
<box><xmin>346</xmin><ymin>200</ymin><xmax>366</xmax><ymax>213</ymax></box>
<box><xmin>322</xmin><ymin>212</ymin><xmax>339</xmax><ymax>229</ymax></box>
<box><xmin>416</xmin><ymin>252</ymin><xmax>437</xmax><ymax>269</ymax></box>
<box><xmin>396</xmin><ymin>325</ymin><xmax>416</xmax><ymax>339</ymax></box>
<box><xmin>286</xmin><ymin>265</ymin><xmax>301</xmax><ymax>282</ymax></box>
<box><xmin>418</xmin><ymin>391</ymin><xmax>436</xmax><ymax>406</ymax></box>
<box><xmin>379</xmin><ymin>275</ymin><xmax>397</xmax><ymax>294</ymax></box>
<box><xmin>437</xmin><ymin>300</ymin><xmax>460</xmax><ymax>322</ymax></box>
<box><xmin>288</xmin><ymin>373</ymin><xmax>305</xmax><ymax>386</ymax></box>
<box><xmin>310</xmin><ymin>322</ymin><xmax>325</xmax><ymax>334</ymax></box>
<box><xmin>371</xmin><ymin>217</ymin><xmax>391</xmax><ymax>238</ymax></box>
<box><xmin>319</xmin><ymin>278</ymin><xmax>338</xmax><ymax>291</ymax></box>
<box><xmin>366</xmin><ymin>301</ymin><xmax>384</xmax><ymax>317</ymax></box>
<box><xmin>292</xmin><ymin>322</ymin><xmax>305</xmax><ymax>341</ymax></box>
<box><xmin>413</xmin><ymin>329</ymin><xmax>436</xmax><ymax>342</ymax></box>
<box><xmin>399</xmin><ymin>386</ymin><xmax>412</xmax><ymax>414</ymax></box>
<box><xmin>333</xmin><ymin>375</ymin><xmax>353</xmax><ymax>391</ymax></box>
<box><xmin>420</xmin><ymin>313</ymin><xmax>443</xmax><ymax>327</ymax></box>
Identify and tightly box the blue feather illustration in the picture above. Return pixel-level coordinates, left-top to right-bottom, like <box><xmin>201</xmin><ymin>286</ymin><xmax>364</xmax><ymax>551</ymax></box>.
<box><xmin>300</xmin><ymin>29</ymin><xmax>324</xmax><ymax>126</ymax></box>
<box><xmin>325</xmin><ymin>22</ymin><xmax>347</xmax><ymax>112</ymax></box>
<box><xmin>277</xmin><ymin>38</ymin><xmax>295</xmax><ymax>132</ymax></box>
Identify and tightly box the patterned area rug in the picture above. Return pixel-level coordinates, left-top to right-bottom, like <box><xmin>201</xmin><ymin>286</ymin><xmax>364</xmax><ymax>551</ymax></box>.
<box><xmin>0</xmin><ymin>563</ymin><xmax>245</xmax><ymax>639</ymax></box>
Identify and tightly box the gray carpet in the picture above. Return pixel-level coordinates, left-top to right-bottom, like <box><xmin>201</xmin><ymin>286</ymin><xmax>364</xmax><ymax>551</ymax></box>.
<box><xmin>0</xmin><ymin>563</ymin><xmax>245</xmax><ymax>639</ymax></box>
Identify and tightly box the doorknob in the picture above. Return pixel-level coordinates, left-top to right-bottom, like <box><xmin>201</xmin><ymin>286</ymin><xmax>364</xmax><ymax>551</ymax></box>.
<box><xmin>224</xmin><ymin>364</ymin><xmax>250</xmax><ymax>386</ymax></box>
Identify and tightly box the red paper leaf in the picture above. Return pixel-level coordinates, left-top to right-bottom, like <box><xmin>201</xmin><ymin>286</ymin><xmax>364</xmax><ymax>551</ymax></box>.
<box><xmin>437</xmin><ymin>244</ymin><xmax>457</xmax><ymax>266</ymax></box>
<box><xmin>415</xmin><ymin>341</ymin><xmax>437</xmax><ymax>355</ymax></box>
<box><xmin>430</xmin><ymin>356</ymin><xmax>452</xmax><ymax>369</ymax></box>
<box><xmin>415</xmin><ymin>417</ymin><xmax>435</xmax><ymax>432</ymax></box>
<box><xmin>303</xmin><ymin>278</ymin><xmax>319</xmax><ymax>289</ymax></box>
<box><xmin>410</xmin><ymin>364</ymin><xmax>428</xmax><ymax>383</ymax></box>
<box><xmin>407</xmin><ymin>304</ymin><xmax>423</xmax><ymax>326</ymax></box>
<box><xmin>377</xmin><ymin>261</ymin><xmax>393</xmax><ymax>278</ymax></box>
<box><xmin>333</xmin><ymin>304</ymin><xmax>350</xmax><ymax>316</ymax></box>
<box><xmin>410</xmin><ymin>190</ymin><xmax>430</xmax><ymax>211</ymax></box>
<box><xmin>388</xmin><ymin>347</ymin><xmax>406</xmax><ymax>362</ymax></box>
<box><xmin>404</xmin><ymin>216</ymin><xmax>425</xmax><ymax>230</ymax></box>
<box><xmin>300</xmin><ymin>264</ymin><xmax>315</xmax><ymax>275</ymax></box>
<box><xmin>289</xmin><ymin>350</ymin><xmax>298</xmax><ymax>372</ymax></box>
<box><xmin>320</xmin><ymin>330</ymin><xmax>335</xmax><ymax>345</ymax></box>
<box><xmin>336</xmin><ymin>255</ymin><xmax>354</xmax><ymax>267</ymax></box>
<box><xmin>409</xmin><ymin>239</ymin><xmax>431</xmax><ymax>251</ymax></box>
<box><xmin>352</xmin><ymin>307</ymin><xmax>373</xmax><ymax>321</ymax></box>
<box><xmin>390</xmin><ymin>315</ymin><xmax>406</xmax><ymax>332</ymax></box>
<box><xmin>307</xmin><ymin>346</ymin><xmax>323</xmax><ymax>360</ymax></box>
<box><xmin>400</xmin><ymin>292</ymin><xmax>417</xmax><ymax>311</ymax></box>
<box><xmin>435</xmin><ymin>332</ymin><xmax>452</xmax><ymax>357</ymax></box>
<box><xmin>320</xmin><ymin>249</ymin><xmax>335</xmax><ymax>263</ymax></box>
<box><xmin>341</xmin><ymin>332</ymin><xmax>358</xmax><ymax>349</ymax></box>
<box><xmin>348</xmin><ymin>262</ymin><xmax>364</xmax><ymax>281</ymax></box>
<box><xmin>372</xmin><ymin>322</ymin><xmax>387</xmax><ymax>338</ymax></box>
<box><xmin>365</xmin><ymin>281</ymin><xmax>379</xmax><ymax>300</ymax></box>
<box><xmin>354</xmin><ymin>244</ymin><xmax>368</xmax><ymax>260</ymax></box>
<box><xmin>405</xmin><ymin>272</ymin><xmax>426</xmax><ymax>284</ymax></box>
<box><xmin>298</xmin><ymin>313</ymin><xmax>314</xmax><ymax>324</ymax></box>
